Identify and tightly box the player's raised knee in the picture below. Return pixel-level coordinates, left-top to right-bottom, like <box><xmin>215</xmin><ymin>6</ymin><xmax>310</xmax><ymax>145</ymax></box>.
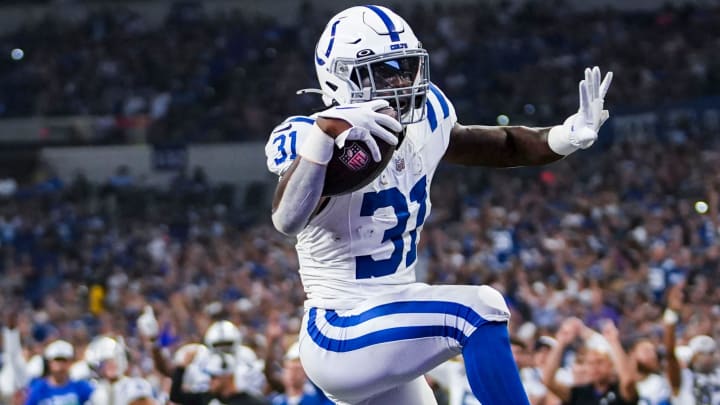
<box><xmin>476</xmin><ymin>285</ymin><xmax>511</xmax><ymax>322</ymax></box>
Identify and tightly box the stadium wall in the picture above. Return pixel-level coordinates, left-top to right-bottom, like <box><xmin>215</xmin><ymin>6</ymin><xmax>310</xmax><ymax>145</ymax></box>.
<box><xmin>40</xmin><ymin>141</ymin><xmax>272</xmax><ymax>191</ymax></box>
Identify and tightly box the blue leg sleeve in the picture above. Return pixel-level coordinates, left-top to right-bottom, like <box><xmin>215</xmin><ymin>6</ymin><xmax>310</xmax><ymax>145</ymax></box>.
<box><xmin>461</xmin><ymin>321</ymin><xmax>531</xmax><ymax>405</ymax></box>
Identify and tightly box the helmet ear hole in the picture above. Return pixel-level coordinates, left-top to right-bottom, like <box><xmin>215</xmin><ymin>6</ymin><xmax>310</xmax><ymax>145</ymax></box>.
<box><xmin>325</xmin><ymin>82</ymin><xmax>338</xmax><ymax>91</ymax></box>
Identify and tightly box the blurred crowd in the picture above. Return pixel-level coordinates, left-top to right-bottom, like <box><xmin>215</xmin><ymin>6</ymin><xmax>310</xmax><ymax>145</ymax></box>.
<box><xmin>0</xmin><ymin>1</ymin><xmax>719</xmax><ymax>143</ymax></box>
<box><xmin>0</xmin><ymin>109</ymin><xmax>718</xmax><ymax>403</ymax></box>
<box><xmin>0</xmin><ymin>0</ymin><xmax>719</xmax><ymax>404</ymax></box>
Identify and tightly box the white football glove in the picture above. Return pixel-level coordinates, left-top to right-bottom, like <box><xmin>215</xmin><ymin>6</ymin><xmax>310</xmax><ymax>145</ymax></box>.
<box><xmin>548</xmin><ymin>66</ymin><xmax>613</xmax><ymax>155</ymax></box>
<box><xmin>137</xmin><ymin>305</ymin><xmax>159</xmax><ymax>339</ymax></box>
<box><xmin>318</xmin><ymin>99</ymin><xmax>401</xmax><ymax>146</ymax></box>
<box><xmin>300</xmin><ymin>99</ymin><xmax>402</xmax><ymax>165</ymax></box>
<box><xmin>334</xmin><ymin>127</ymin><xmax>387</xmax><ymax>162</ymax></box>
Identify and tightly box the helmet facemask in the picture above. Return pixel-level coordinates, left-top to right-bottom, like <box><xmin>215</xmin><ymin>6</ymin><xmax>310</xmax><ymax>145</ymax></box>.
<box><xmin>332</xmin><ymin>49</ymin><xmax>430</xmax><ymax>125</ymax></box>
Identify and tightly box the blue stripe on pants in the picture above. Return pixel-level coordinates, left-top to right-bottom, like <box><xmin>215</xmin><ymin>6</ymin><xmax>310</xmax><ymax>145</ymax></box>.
<box><xmin>323</xmin><ymin>300</ymin><xmax>485</xmax><ymax>327</ymax></box>
<box><xmin>307</xmin><ymin>300</ymin><xmax>489</xmax><ymax>352</ymax></box>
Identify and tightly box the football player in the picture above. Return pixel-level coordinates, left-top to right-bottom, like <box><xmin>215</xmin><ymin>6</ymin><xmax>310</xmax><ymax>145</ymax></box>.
<box><xmin>85</xmin><ymin>335</ymin><xmax>158</xmax><ymax>405</ymax></box>
<box><xmin>266</xmin><ymin>5</ymin><xmax>612</xmax><ymax>404</ymax></box>
<box><xmin>203</xmin><ymin>320</ymin><xmax>267</xmax><ymax>397</ymax></box>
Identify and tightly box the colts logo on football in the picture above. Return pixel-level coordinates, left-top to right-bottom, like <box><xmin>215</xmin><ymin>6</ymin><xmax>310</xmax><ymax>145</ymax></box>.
<box><xmin>340</xmin><ymin>143</ymin><xmax>369</xmax><ymax>171</ymax></box>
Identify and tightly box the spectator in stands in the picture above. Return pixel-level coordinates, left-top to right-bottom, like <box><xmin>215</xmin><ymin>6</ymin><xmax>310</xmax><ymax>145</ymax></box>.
<box><xmin>629</xmin><ymin>338</ymin><xmax>672</xmax><ymax>405</ymax></box>
<box><xmin>2</xmin><ymin>2</ymin><xmax>720</xmax><ymax>143</ymax></box>
<box><xmin>24</xmin><ymin>340</ymin><xmax>94</xmax><ymax>405</ymax></box>
<box><xmin>664</xmin><ymin>284</ymin><xmax>720</xmax><ymax>405</ymax></box>
<box><xmin>542</xmin><ymin>318</ymin><xmax>637</xmax><ymax>405</ymax></box>
<box><xmin>522</xmin><ymin>336</ymin><xmax>561</xmax><ymax>405</ymax></box>
<box><xmin>170</xmin><ymin>350</ymin><xmax>268</xmax><ymax>405</ymax></box>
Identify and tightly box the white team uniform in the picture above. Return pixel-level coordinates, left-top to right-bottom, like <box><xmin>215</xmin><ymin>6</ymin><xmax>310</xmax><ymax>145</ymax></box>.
<box><xmin>266</xmin><ymin>84</ymin><xmax>510</xmax><ymax>404</ymax></box>
<box><xmin>174</xmin><ymin>344</ymin><xmax>211</xmax><ymax>392</ymax></box>
<box><xmin>674</xmin><ymin>368</ymin><xmax>720</xmax><ymax>405</ymax></box>
<box><xmin>426</xmin><ymin>359</ymin><xmax>479</xmax><ymax>405</ymax></box>
<box><xmin>519</xmin><ymin>367</ymin><xmax>548</xmax><ymax>402</ymax></box>
<box><xmin>636</xmin><ymin>373</ymin><xmax>672</xmax><ymax>405</ymax></box>
<box><xmin>176</xmin><ymin>343</ymin><xmax>266</xmax><ymax>396</ymax></box>
<box><xmin>89</xmin><ymin>376</ymin><xmax>158</xmax><ymax>405</ymax></box>
<box><xmin>234</xmin><ymin>345</ymin><xmax>267</xmax><ymax>396</ymax></box>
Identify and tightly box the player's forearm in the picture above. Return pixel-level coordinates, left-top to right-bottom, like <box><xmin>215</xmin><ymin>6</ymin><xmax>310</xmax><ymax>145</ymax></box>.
<box><xmin>444</xmin><ymin>125</ymin><xmax>562</xmax><ymax>167</ymax></box>
<box><xmin>271</xmin><ymin>158</ymin><xmax>327</xmax><ymax>236</ymax></box>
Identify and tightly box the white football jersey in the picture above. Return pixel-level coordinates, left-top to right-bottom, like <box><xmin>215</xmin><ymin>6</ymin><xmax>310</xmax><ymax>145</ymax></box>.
<box><xmin>90</xmin><ymin>376</ymin><xmax>156</xmax><ymax>405</ymax></box>
<box><xmin>266</xmin><ymin>84</ymin><xmax>456</xmax><ymax>310</ymax></box>
<box><xmin>233</xmin><ymin>345</ymin><xmax>266</xmax><ymax>396</ymax></box>
<box><xmin>426</xmin><ymin>359</ymin><xmax>479</xmax><ymax>405</ymax></box>
<box><xmin>637</xmin><ymin>373</ymin><xmax>672</xmax><ymax>405</ymax></box>
<box><xmin>520</xmin><ymin>367</ymin><xmax>548</xmax><ymax>400</ymax></box>
<box><xmin>674</xmin><ymin>367</ymin><xmax>720</xmax><ymax>405</ymax></box>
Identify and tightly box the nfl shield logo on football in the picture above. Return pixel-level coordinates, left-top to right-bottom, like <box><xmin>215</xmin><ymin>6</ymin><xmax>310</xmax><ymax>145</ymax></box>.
<box><xmin>394</xmin><ymin>157</ymin><xmax>405</xmax><ymax>172</ymax></box>
<box><xmin>340</xmin><ymin>143</ymin><xmax>369</xmax><ymax>171</ymax></box>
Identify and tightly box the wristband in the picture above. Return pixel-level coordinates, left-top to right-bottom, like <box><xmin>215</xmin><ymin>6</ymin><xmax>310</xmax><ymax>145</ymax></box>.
<box><xmin>298</xmin><ymin>124</ymin><xmax>335</xmax><ymax>165</ymax></box>
<box><xmin>663</xmin><ymin>308</ymin><xmax>679</xmax><ymax>325</ymax></box>
<box><xmin>547</xmin><ymin>125</ymin><xmax>578</xmax><ymax>156</ymax></box>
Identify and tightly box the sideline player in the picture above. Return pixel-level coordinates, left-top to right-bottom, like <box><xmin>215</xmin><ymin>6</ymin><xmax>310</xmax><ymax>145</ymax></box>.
<box><xmin>266</xmin><ymin>5</ymin><xmax>613</xmax><ymax>404</ymax></box>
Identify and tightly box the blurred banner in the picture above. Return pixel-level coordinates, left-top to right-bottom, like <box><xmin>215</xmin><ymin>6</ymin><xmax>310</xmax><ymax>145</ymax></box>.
<box><xmin>152</xmin><ymin>144</ymin><xmax>188</xmax><ymax>172</ymax></box>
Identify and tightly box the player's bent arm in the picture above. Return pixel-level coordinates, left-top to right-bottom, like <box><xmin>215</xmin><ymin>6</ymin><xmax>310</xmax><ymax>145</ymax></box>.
<box><xmin>445</xmin><ymin>67</ymin><xmax>613</xmax><ymax>167</ymax></box>
<box><xmin>443</xmin><ymin>124</ymin><xmax>563</xmax><ymax>167</ymax></box>
<box><xmin>271</xmin><ymin>157</ymin><xmax>328</xmax><ymax>236</ymax></box>
<box><xmin>271</xmin><ymin>125</ymin><xmax>333</xmax><ymax>236</ymax></box>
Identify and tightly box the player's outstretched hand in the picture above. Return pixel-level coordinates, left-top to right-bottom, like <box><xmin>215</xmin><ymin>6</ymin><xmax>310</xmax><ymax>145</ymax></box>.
<box><xmin>548</xmin><ymin>66</ymin><xmax>613</xmax><ymax>156</ymax></box>
<box><xmin>317</xmin><ymin>100</ymin><xmax>401</xmax><ymax>146</ymax></box>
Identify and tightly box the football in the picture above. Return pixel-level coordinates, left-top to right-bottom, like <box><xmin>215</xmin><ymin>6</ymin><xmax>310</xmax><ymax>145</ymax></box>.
<box><xmin>318</xmin><ymin>107</ymin><xmax>400</xmax><ymax>196</ymax></box>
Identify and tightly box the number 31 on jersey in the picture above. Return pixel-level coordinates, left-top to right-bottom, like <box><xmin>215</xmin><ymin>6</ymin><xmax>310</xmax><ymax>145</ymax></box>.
<box><xmin>355</xmin><ymin>176</ymin><xmax>427</xmax><ymax>279</ymax></box>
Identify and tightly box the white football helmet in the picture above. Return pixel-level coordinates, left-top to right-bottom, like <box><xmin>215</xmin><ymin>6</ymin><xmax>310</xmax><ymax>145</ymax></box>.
<box><xmin>203</xmin><ymin>320</ymin><xmax>242</xmax><ymax>353</ymax></box>
<box><xmin>84</xmin><ymin>335</ymin><xmax>128</xmax><ymax>378</ymax></box>
<box><xmin>313</xmin><ymin>5</ymin><xmax>430</xmax><ymax>125</ymax></box>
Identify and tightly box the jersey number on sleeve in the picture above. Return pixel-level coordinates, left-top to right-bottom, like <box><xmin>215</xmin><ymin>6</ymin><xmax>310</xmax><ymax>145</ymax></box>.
<box><xmin>355</xmin><ymin>176</ymin><xmax>428</xmax><ymax>279</ymax></box>
<box><xmin>272</xmin><ymin>131</ymin><xmax>298</xmax><ymax>165</ymax></box>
